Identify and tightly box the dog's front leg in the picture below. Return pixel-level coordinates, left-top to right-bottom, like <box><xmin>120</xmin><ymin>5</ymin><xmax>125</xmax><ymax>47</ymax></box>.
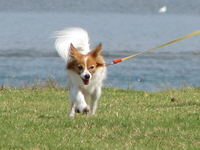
<box><xmin>89</xmin><ymin>87</ymin><xmax>101</xmax><ymax>115</ymax></box>
<box><xmin>69</xmin><ymin>88</ymin><xmax>90</xmax><ymax>117</ymax></box>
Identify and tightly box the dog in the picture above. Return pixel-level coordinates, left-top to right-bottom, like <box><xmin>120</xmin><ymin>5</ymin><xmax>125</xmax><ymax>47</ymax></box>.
<box><xmin>54</xmin><ymin>27</ymin><xmax>106</xmax><ymax>117</ymax></box>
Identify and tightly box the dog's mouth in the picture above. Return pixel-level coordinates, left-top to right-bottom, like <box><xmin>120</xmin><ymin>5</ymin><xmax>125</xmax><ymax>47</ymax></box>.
<box><xmin>81</xmin><ymin>78</ymin><xmax>89</xmax><ymax>85</ymax></box>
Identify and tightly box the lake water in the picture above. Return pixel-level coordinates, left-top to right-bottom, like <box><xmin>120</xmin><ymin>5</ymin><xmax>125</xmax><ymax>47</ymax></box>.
<box><xmin>0</xmin><ymin>0</ymin><xmax>200</xmax><ymax>91</ymax></box>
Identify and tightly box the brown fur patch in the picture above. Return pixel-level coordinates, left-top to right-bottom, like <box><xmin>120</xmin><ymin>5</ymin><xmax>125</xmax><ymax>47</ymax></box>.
<box><xmin>67</xmin><ymin>43</ymin><xmax>105</xmax><ymax>76</ymax></box>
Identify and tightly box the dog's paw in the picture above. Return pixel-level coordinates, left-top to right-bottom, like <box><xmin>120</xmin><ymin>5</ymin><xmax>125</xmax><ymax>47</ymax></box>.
<box><xmin>83</xmin><ymin>105</ymin><xmax>90</xmax><ymax>113</ymax></box>
<box><xmin>68</xmin><ymin>113</ymin><xmax>75</xmax><ymax>117</ymax></box>
<box><xmin>75</xmin><ymin>105</ymin><xmax>90</xmax><ymax>114</ymax></box>
<box><xmin>88</xmin><ymin>111</ymin><xmax>96</xmax><ymax>116</ymax></box>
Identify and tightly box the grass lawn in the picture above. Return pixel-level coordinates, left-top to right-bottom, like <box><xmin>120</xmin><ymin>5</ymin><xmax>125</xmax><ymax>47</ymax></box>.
<box><xmin>0</xmin><ymin>87</ymin><xmax>200</xmax><ymax>149</ymax></box>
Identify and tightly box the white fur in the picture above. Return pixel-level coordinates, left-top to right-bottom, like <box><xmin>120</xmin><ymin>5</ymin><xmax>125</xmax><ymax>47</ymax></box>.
<box><xmin>54</xmin><ymin>27</ymin><xmax>91</xmax><ymax>61</ymax></box>
<box><xmin>54</xmin><ymin>27</ymin><xmax>106</xmax><ymax>117</ymax></box>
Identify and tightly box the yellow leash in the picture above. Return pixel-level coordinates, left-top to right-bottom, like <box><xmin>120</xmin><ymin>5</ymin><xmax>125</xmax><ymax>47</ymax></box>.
<box><xmin>107</xmin><ymin>30</ymin><xmax>200</xmax><ymax>65</ymax></box>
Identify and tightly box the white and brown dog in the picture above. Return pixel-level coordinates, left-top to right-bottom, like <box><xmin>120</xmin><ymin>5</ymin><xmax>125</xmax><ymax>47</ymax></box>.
<box><xmin>54</xmin><ymin>28</ymin><xmax>106</xmax><ymax>117</ymax></box>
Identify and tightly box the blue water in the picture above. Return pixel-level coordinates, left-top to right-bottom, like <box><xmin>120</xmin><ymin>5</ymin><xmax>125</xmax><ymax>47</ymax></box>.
<box><xmin>1</xmin><ymin>0</ymin><xmax>200</xmax><ymax>91</ymax></box>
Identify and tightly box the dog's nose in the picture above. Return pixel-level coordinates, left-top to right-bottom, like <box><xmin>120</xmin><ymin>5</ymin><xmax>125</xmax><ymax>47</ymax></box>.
<box><xmin>84</xmin><ymin>74</ymin><xmax>90</xmax><ymax>79</ymax></box>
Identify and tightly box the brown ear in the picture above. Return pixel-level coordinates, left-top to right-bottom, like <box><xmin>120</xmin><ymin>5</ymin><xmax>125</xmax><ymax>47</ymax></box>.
<box><xmin>91</xmin><ymin>43</ymin><xmax>102</xmax><ymax>57</ymax></box>
<box><xmin>70</xmin><ymin>43</ymin><xmax>79</xmax><ymax>59</ymax></box>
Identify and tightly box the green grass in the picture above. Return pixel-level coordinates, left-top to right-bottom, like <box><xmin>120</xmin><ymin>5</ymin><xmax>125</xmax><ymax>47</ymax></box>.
<box><xmin>0</xmin><ymin>87</ymin><xmax>200</xmax><ymax>149</ymax></box>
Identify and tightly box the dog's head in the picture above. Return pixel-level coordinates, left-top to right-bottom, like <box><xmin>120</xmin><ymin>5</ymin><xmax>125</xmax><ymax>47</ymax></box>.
<box><xmin>67</xmin><ymin>43</ymin><xmax>105</xmax><ymax>85</ymax></box>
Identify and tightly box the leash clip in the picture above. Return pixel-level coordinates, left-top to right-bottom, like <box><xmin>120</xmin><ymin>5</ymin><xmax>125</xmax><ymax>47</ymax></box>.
<box><xmin>105</xmin><ymin>62</ymin><xmax>114</xmax><ymax>67</ymax></box>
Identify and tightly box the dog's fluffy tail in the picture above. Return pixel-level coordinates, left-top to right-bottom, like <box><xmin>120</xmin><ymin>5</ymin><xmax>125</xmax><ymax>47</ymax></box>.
<box><xmin>54</xmin><ymin>27</ymin><xmax>90</xmax><ymax>61</ymax></box>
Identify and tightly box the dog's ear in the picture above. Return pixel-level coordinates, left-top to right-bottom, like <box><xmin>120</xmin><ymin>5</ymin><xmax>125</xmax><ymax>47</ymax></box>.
<box><xmin>70</xmin><ymin>43</ymin><xmax>79</xmax><ymax>59</ymax></box>
<box><xmin>91</xmin><ymin>43</ymin><xmax>102</xmax><ymax>57</ymax></box>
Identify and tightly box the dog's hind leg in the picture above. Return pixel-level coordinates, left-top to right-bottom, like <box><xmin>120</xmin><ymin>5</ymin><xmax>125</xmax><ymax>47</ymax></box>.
<box><xmin>89</xmin><ymin>87</ymin><xmax>101</xmax><ymax>115</ymax></box>
<box><xmin>68</xmin><ymin>102</ymin><xmax>75</xmax><ymax>117</ymax></box>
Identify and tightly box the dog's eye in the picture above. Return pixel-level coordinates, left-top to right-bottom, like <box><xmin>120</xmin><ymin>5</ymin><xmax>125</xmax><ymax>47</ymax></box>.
<box><xmin>78</xmin><ymin>65</ymin><xmax>83</xmax><ymax>70</ymax></box>
<box><xmin>89</xmin><ymin>65</ymin><xmax>95</xmax><ymax>69</ymax></box>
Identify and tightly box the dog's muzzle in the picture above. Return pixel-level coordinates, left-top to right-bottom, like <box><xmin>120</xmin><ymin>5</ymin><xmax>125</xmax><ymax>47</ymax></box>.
<box><xmin>81</xmin><ymin>74</ymin><xmax>90</xmax><ymax>85</ymax></box>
